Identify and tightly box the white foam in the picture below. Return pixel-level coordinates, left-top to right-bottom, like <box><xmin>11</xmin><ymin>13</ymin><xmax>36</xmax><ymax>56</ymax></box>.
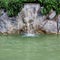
<box><xmin>23</xmin><ymin>33</ymin><xmax>37</xmax><ymax>37</ymax></box>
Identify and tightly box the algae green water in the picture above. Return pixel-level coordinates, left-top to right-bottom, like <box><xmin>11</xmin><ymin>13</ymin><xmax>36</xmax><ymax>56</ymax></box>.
<box><xmin>0</xmin><ymin>34</ymin><xmax>60</xmax><ymax>60</ymax></box>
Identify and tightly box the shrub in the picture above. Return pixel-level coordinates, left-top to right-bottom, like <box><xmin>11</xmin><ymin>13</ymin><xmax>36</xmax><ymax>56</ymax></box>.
<box><xmin>0</xmin><ymin>0</ymin><xmax>60</xmax><ymax>16</ymax></box>
<box><xmin>0</xmin><ymin>0</ymin><xmax>5</xmax><ymax>9</ymax></box>
<box><xmin>39</xmin><ymin>0</ymin><xmax>60</xmax><ymax>15</ymax></box>
<box><xmin>7</xmin><ymin>0</ymin><xmax>24</xmax><ymax>17</ymax></box>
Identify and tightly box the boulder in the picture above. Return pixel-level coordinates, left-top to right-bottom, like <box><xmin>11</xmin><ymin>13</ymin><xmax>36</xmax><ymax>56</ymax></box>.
<box><xmin>43</xmin><ymin>20</ymin><xmax>57</xmax><ymax>33</ymax></box>
<box><xmin>49</xmin><ymin>9</ymin><xmax>56</xmax><ymax>20</ymax></box>
<box><xmin>0</xmin><ymin>10</ymin><xmax>18</xmax><ymax>34</ymax></box>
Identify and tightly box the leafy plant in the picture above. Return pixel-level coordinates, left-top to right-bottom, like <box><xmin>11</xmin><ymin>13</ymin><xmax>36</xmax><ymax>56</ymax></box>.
<box><xmin>7</xmin><ymin>0</ymin><xmax>24</xmax><ymax>17</ymax></box>
<box><xmin>39</xmin><ymin>0</ymin><xmax>60</xmax><ymax>15</ymax></box>
<box><xmin>0</xmin><ymin>0</ymin><xmax>60</xmax><ymax>16</ymax></box>
<box><xmin>0</xmin><ymin>0</ymin><xmax>5</xmax><ymax>9</ymax></box>
<box><xmin>22</xmin><ymin>0</ymin><xmax>36</xmax><ymax>2</ymax></box>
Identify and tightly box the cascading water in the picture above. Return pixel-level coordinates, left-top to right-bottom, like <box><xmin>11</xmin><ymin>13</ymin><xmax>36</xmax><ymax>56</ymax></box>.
<box><xmin>23</xmin><ymin>4</ymin><xmax>40</xmax><ymax>37</ymax></box>
<box><xmin>24</xmin><ymin>17</ymin><xmax>35</xmax><ymax>36</ymax></box>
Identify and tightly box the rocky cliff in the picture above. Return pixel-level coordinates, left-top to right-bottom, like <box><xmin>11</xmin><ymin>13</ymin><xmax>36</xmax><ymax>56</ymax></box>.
<box><xmin>0</xmin><ymin>4</ymin><xmax>60</xmax><ymax>34</ymax></box>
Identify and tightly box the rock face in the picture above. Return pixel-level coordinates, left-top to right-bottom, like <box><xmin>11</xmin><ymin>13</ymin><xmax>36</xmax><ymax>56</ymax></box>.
<box><xmin>0</xmin><ymin>10</ymin><xmax>18</xmax><ymax>34</ymax></box>
<box><xmin>17</xmin><ymin>4</ymin><xmax>57</xmax><ymax>34</ymax></box>
<box><xmin>43</xmin><ymin>20</ymin><xmax>57</xmax><ymax>33</ymax></box>
<box><xmin>23</xmin><ymin>4</ymin><xmax>40</xmax><ymax>34</ymax></box>
<box><xmin>0</xmin><ymin>4</ymin><xmax>59</xmax><ymax>34</ymax></box>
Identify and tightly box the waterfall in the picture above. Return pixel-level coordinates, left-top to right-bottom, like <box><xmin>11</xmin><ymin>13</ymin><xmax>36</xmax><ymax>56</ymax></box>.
<box><xmin>23</xmin><ymin>4</ymin><xmax>40</xmax><ymax>36</ymax></box>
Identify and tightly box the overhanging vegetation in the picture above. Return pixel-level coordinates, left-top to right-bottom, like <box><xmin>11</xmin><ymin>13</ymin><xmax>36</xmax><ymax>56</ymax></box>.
<box><xmin>0</xmin><ymin>0</ymin><xmax>60</xmax><ymax>17</ymax></box>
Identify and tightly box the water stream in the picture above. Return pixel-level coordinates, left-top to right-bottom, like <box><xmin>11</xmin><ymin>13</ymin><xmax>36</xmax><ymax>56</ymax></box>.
<box><xmin>23</xmin><ymin>4</ymin><xmax>40</xmax><ymax>37</ymax></box>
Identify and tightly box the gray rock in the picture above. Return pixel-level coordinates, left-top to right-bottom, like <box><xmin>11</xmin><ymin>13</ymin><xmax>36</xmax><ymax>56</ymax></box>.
<box><xmin>43</xmin><ymin>20</ymin><xmax>57</xmax><ymax>33</ymax></box>
<box><xmin>49</xmin><ymin>9</ymin><xmax>56</xmax><ymax>20</ymax></box>
<box><xmin>16</xmin><ymin>13</ymin><xmax>25</xmax><ymax>30</ymax></box>
<box><xmin>33</xmin><ymin>15</ymin><xmax>46</xmax><ymax>30</ymax></box>
<box><xmin>58</xmin><ymin>15</ymin><xmax>60</xmax><ymax>32</ymax></box>
<box><xmin>0</xmin><ymin>11</ymin><xmax>18</xmax><ymax>34</ymax></box>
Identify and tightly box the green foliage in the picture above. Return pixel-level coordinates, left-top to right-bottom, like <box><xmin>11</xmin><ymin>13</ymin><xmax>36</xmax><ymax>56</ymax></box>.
<box><xmin>0</xmin><ymin>0</ymin><xmax>35</xmax><ymax>17</ymax></box>
<box><xmin>7</xmin><ymin>0</ymin><xmax>24</xmax><ymax>17</ymax></box>
<box><xmin>40</xmin><ymin>7</ymin><xmax>47</xmax><ymax>15</ymax></box>
<box><xmin>0</xmin><ymin>0</ymin><xmax>60</xmax><ymax>16</ymax></box>
<box><xmin>0</xmin><ymin>0</ymin><xmax>5</xmax><ymax>9</ymax></box>
<box><xmin>39</xmin><ymin>0</ymin><xmax>60</xmax><ymax>15</ymax></box>
<box><xmin>22</xmin><ymin>0</ymin><xmax>35</xmax><ymax>2</ymax></box>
